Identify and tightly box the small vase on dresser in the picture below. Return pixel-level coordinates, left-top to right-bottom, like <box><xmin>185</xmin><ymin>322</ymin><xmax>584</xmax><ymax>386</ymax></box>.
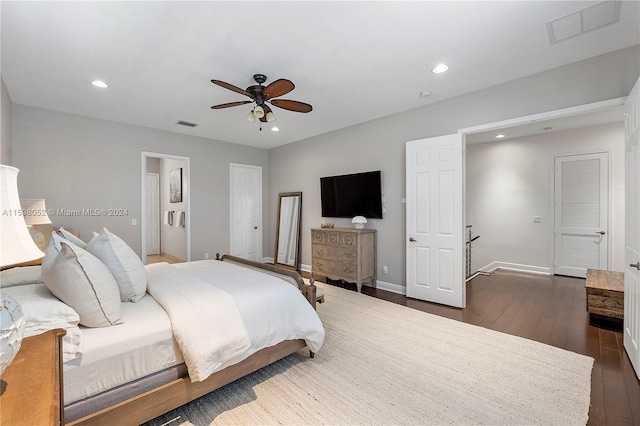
<box><xmin>311</xmin><ymin>227</ymin><xmax>376</xmax><ymax>292</ymax></box>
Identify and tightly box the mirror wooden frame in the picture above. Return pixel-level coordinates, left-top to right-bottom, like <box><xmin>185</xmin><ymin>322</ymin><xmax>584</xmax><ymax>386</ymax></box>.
<box><xmin>274</xmin><ymin>192</ymin><xmax>302</xmax><ymax>270</ymax></box>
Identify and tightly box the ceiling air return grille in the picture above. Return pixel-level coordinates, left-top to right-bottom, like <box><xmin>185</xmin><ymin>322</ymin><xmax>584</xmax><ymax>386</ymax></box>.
<box><xmin>546</xmin><ymin>0</ymin><xmax>621</xmax><ymax>44</ymax></box>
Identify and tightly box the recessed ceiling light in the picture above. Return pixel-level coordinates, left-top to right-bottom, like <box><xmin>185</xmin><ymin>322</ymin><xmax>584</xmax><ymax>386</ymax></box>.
<box><xmin>271</xmin><ymin>127</ymin><xmax>280</xmax><ymax>132</ymax></box>
<box><xmin>91</xmin><ymin>80</ymin><xmax>108</xmax><ymax>88</ymax></box>
<box><xmin>496</xmin><ymin>134</ymin><xmax>506</xmax><ymax>139</ymax></box>
<box><xmin>431</xmin><ymin>64</ymin><xmax>449</xmax><ymax>74</ymax></box>
<box><xmin>419</xmin><ymin>91</ymin><xmax>432</xmax><ymax>98</ymax></box>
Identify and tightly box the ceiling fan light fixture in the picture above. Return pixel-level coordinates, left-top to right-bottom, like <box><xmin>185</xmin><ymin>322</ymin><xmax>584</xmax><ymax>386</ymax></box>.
<box><xmin>265</xmin><ymin>111</ymin><xmax>276</xmax><ymax>122</ymax></box>
<box><xmin>253</xmin><ymin>105</ymin><xmax>265</xmax><ymax>119</ymax></box>
<box><xmin>246</xmin><ymin>111</ymin><xmax>256</xmax><ymax>122</ymax></box>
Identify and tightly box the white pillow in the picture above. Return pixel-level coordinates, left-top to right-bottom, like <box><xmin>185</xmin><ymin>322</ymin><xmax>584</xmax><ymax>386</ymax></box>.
<box><xmin>57</xmin><ymin>227</ymin><xmax>88</xmax><ymax>249</ymax></box>
<box><xmin>42</xmin><ymin>231</ymin><xmax>76</xmax><ymax>271</ymax></box>
<box><xmin>0</xmin><ymin>265</ymin><xmax>44</xmax><ymax>288</ymax></box>
<box><xmin>87</xmin><ymin>228</ymin><xmax>147</xmax><ymax>302</ymax></box>
<box><xmin>2</xmin><ymin>283</ymin><xmax>83</xmax><ymax>361</ymax></box>
<box><xmin>42</xmin><ymin>241</ymin><xmax>123</xmax><ymax>328</ymax></box>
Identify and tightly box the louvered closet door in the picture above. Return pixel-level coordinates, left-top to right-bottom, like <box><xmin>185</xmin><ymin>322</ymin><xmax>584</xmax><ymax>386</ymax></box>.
<box><xmin>553</xmin><ymin>152</ymin><xmax>608</xmax><ymax>278</ymax></box>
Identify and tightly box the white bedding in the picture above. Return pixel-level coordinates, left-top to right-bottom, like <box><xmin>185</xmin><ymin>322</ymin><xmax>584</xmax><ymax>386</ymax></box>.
<box><xmin>63</xmin><ymin>259</ymin><xmax>324</xmax><ymax>404</ymax></box>
<box><xmin>63</xmin><ymin>294</ymin><xmax>182</xmax><ymax>404</ymax></box>
<box><xmin>146</xmin><ymin>262</ymin><xmax>252</xmax><ymax>381</ymax></box>
<box><xmin>151</xmin><ymin>260</ymin><xmax>325</xmax><ymax>381</ymax></box>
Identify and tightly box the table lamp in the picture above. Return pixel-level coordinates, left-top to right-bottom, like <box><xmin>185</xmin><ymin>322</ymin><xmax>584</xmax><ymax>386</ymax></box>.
<box><xmin>0</xmin><ymin>165</ymin><xmax>45</xmax><ymax>374</ymax></box>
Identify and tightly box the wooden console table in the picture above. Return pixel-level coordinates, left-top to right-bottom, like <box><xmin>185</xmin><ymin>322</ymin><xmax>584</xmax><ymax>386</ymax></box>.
<box><xmin>0</xmin><ymin>328</ymin><xmax>66</xmax><ymax>425</ymax></box>
<box><xmin>311</xmin><ymin>227</ymin><xmax>376</xmax><ymax>292</ymax></box>
<box><xmin>586</xmin><ymin>268</ymin><xmax>624</xmax><ymax>320</ymax></box>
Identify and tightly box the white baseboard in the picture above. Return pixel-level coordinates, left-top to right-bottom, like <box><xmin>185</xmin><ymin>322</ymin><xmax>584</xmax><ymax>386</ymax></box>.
<box><xmin>479</xmin><ymin>261</ymin><xmax>551</xmax><ymax>276</ymax></box>
<box><xmin>369</xmin><ymin>280</ymin><xmax>406</xmax><ymax>295</ymax></box>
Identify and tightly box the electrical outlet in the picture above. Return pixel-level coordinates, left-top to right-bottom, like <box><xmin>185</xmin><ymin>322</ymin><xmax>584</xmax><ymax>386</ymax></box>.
<box><xmin>204</xmin><ymin>253</ymin><xmax>210</xmax><ymax>259</ymax></box>
<box><xmin>533</xmin><ymin>216</ymin><xmax>541</xmax><ymax>223</ymax></box>
<box><xmin>382</xmin><ymin>265</ymin><xmax>388</xmax><ymax>274</ymax></box>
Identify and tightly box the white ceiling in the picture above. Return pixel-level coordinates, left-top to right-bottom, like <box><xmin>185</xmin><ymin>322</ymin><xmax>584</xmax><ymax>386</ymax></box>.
<box><xmin>2</xmin><ymin>1</ymin><xmax>639</xmax><ymax>149</ymax></box>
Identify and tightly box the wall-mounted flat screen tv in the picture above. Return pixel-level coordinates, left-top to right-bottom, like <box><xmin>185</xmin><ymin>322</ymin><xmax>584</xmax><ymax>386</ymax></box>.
<box><xmin>320</xmin><ymin>170</ymin><xmax>383</xmax><ymax>219</ymax></box>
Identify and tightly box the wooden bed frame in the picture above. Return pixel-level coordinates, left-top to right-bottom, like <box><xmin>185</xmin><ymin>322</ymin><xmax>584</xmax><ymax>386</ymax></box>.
<box><xmin>66</xmin><ymin>255</ymin><xmax>317</xmax><ymax>425</ymax></box>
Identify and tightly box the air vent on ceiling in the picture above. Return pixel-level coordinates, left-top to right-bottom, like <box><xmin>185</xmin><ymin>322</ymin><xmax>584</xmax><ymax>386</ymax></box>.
<box><xmin>546</xmin><ymin>0</ymin><xmax>621</xmax><ymax>45</ymax></box>
<box><xmin>177</xmin><ymin>120</ymin><xmax>198</xmax><ymax>127</ymax></box>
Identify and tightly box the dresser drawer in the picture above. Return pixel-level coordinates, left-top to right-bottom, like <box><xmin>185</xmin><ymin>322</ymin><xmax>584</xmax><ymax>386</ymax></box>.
<box><xmin>312</xmin><ymin>230</ymin><xmax>357</xmax><ymax>247</ymax></box>
<box><xmin>312</xmin><ymin>243</ymin><xmax>356</xmax><ymax>261</ymax></box>
<box><xmin>313</xmin><ymin>258</ymin><xmax>357</xmax><ymax>282</ymax></box>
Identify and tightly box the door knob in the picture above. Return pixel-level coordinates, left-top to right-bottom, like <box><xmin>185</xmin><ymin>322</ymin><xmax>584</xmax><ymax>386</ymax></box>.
<box><xmin>409</xmin><ymin>237</ymin><xmax>417</xmax><ymax>242</ymax></box>
<box><xmin>596</xmin><ymin>231</ymin><xmax>606</xmax><ymax>235</ymax></box>
<box><xmin>631</xmin><ymin>262</ymin><xmax>640</xmax><ymax>270</ymax></box>
<box><xmin>254</xmin><ymin>226</ymin><xmax>258</xmax><ymax>230</ymax></box>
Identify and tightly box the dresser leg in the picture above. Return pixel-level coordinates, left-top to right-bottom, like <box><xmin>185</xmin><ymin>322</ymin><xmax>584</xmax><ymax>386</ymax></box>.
<box><xmin>356</xmin><ymin>282</ymin><xmax>362</xmax><ymax>293</ymax></box>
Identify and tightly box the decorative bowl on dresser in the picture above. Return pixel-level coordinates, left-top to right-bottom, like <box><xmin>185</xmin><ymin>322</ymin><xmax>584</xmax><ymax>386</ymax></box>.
<box><xmin>311</xmin><ymin>227</ymin><xmax>376</xmax><ymax>292</ymax></box>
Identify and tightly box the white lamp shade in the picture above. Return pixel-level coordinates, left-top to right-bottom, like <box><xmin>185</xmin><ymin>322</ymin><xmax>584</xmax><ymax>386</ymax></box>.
<box><xmin>246</xmin><ymin>111</ymin><xmax>256</xmax><ymax>122</ymax></box>
<box><xmin>20</xmin><ymin>199</ymin><xmax>52</xmax><ymax>225</ymax></box>
<box><xmin>253</xmin><ymin>105</ymin><xmax>265</xmax><ymax>119</ymax></box>
<box><xmin>265</xmin><ymin>111</ymin><xmax>276</xmax><ymax>122</ymax></box>
<box><xmin>0</xmin><ymin>166</ymin><xmax>45</xmax><ymax>267</ymax></box>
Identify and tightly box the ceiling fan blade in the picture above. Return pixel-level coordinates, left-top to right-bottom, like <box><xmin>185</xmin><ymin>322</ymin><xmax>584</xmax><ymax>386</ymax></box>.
<box><xmin>270</xmin><ymin>99</ymin><xmax>313</xmax><ymax>113</ymax></box>
<box><xmin>211</xmin><ymin>100</ymin><xmax>253</xmax><ymax>109</ymax></box>
<box><xmin>211</xmin><ymin>80</ymin><xmax>253</xmax><ymax>98</ymax></box>
<box><xmin>263</xmin><ymin>79</ymin><xmax>295</xmax><ymax>98</ymax></box>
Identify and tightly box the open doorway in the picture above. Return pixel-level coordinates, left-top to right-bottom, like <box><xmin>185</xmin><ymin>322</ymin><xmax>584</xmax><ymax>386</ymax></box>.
<box><xmin>405</xmin><ymin>98</ymin><xmax>625</xmax><ymax>308</ymax></box>
<box><xmin>461</xmin><ymin>97</ymin><xmax>626</xmax><ymax>277</ymax></box>
<box><xmin>141</xmin><ymin>151</ymin><xmax>191</xmax><ymax>264</ymax></box>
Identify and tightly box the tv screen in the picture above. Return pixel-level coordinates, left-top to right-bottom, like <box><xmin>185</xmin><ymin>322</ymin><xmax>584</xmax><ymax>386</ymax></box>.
<box><xmin>320</xmin><ymin>171</ymin><xmax>383</xmax><ymax>219</ymax></box>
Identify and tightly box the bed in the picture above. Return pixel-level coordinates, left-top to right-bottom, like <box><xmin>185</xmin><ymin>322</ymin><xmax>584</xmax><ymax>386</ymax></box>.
<box><xmin>1</xmin><ymin>228</ymin><xmax>324</xmax><ymax>426</ymax></box>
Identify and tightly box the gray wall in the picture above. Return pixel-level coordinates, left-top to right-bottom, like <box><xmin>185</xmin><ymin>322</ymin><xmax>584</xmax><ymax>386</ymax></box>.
<box><xmin>268</xmin><ymin>46</ymin><xmax>639</xmax><ymax>291</ymax></box>
<box><xmin>1</xmin><ymin>77</ymin><xmax>12</xmax><ymax>164</ymax></box>
<box><xmin>12</xmin><ymin>105</ymin><xmax>270</xmax><ymax>260</ymax></box>
<box><xmin>8</xmin><ymin>45</ymin><xmax>640</xmax><ymax>291</ymax></box>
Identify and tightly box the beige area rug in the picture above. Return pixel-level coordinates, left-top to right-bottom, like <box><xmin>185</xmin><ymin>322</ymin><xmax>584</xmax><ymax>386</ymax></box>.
<box><xmin>147</xmin><ymin>282</ymin><xmax>594</xmax><ymax>426</ymax></box>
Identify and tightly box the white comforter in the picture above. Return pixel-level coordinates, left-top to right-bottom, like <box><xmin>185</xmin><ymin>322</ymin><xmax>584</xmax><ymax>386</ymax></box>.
<box><xmin>145</xmin><ymin>260</ymin><xmax>324</xmax><ymax>382</ymax></box>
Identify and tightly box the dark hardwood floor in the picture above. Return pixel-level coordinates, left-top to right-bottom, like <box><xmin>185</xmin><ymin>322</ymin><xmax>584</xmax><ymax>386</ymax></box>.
<box><xmin>324</xmin><ymin>270</ymin><xmax>640</xmax><ymax>426</ymax></box>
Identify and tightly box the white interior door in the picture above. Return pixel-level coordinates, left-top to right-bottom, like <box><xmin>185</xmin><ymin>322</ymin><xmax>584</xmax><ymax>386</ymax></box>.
<box><xmin>406</xmin><ymin>134</ymin><xmax>465</xmax><ymax>308</ymax></box>
<box><xmin>553</xmin><ymin>152</ymin><xmax>608</xmax><ymax>278</ymax></box>
<box><xmin>145</xmin><ymin>173</ymin><xmax>160</xmax><ymax>255</ymax></box>
<box><xmin>624</xmin><ymin>77</ymin><xmax>640</xmax><ymax>380</ymax></box>
<box><xmin>230</xmin><ymin>163</ymin><xmax>262</xmax><ymax>261</ymax></box>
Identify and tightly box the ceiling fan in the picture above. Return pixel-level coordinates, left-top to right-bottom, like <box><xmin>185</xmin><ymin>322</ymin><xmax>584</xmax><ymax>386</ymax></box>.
<box><xmin>211</xmin><ymin>74</ymin><xmax>312</xmax><ymax>125</ymax></box>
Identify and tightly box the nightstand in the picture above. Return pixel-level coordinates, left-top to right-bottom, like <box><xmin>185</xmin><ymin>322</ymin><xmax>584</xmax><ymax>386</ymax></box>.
<box><xmin>0</xmin><ymin>328</ymin><xmax>66</xmax><ymax>425</ymax></box>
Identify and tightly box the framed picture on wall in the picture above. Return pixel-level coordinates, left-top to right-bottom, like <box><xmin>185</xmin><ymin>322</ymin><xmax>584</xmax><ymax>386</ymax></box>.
<box><xmin>169</xmin><ymin>167</ymin><xmax>182</xmax><ymax>203</ymax></box>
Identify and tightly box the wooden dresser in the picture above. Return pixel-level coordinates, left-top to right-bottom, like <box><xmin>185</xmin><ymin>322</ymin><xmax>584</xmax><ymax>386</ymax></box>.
<box><xmin>0</xmin><ymin>328</ymin><xmax>66</xmax><ymax>425</ymax></box>
<box><xmin>311</xmin><ymin>227</ymin><xmax>376</xmax><ymax>292</ymax></box>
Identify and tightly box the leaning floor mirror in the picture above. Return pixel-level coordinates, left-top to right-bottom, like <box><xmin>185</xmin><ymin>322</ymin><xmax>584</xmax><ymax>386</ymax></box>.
<box><xmin>274</xmin><ymin>192</ymin><xmax>302</xmax><ymax>270</ymax></box>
